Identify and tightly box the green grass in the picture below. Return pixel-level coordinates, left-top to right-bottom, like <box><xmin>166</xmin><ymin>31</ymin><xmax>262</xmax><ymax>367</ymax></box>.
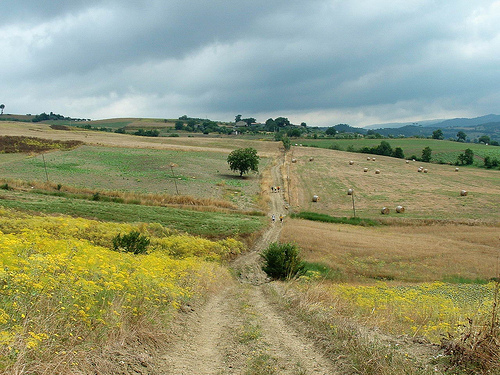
<box><xmin>442</xmin><ymin>275</ymin><xmax>490</xmax><ymax>285</ymax></box>
<box><xmin>302</xmin><ymin>262</ymin><xmax>345</xmax><ymax>281</ymax></box>
<box><xmin>0</xmin><ymin>145</ymin><xmax>268</xmax><ymax>211</ymax></box>
<box><xmin>291</xmin><ymin>211</ymin><xmax>379</xmax><ymax>226</ymax></box>
<box><xmin>0</xmin><ymin>193</ymin><xmax>265</xmax><ymax>238</ymax></box>
<box><xmin>299</xmin><ymin>138</ymin><xmax>500</xmax><ymax>167</ymax></box>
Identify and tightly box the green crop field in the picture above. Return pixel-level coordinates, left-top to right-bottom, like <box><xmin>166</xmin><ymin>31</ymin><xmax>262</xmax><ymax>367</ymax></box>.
<box><xmin>0</xmin><ymin>145</ymin><xmax>269</xmax><ymax>211</ymax></box>
<box><xmin>299</xmin><ymin>138</ymin><xmax>500</xmax><ymax>167</ymax></box>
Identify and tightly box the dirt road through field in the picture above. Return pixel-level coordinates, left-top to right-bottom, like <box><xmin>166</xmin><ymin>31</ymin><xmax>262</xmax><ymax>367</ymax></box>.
<box><xmin>160</xmin><ymin>151</ymin><xmax>337</xmax><ymax>374</ymax></box>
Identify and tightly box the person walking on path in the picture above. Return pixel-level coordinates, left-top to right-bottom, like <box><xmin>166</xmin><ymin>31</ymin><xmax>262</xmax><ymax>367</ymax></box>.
<box><xmin>279</xmin><ymin>214</ymin><xmax>283</xmax><ymax>223</ymax></box>
<box><xmin>271</xmin><ymin>214</ymin><xmax>275</xmax><ymax>223</ymax></box>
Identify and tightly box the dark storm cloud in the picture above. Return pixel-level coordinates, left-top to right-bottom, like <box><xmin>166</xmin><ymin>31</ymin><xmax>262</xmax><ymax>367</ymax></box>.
<box><xmin>2</xmin><ymin>0</ymin><xmax>500</xmax><ymax>125</ymax></box>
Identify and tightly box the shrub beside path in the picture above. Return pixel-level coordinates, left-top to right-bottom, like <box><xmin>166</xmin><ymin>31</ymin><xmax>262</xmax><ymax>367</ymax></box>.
<box><xmin>159</xmin><ymin>151</ymin><xmax>338</xmax><ymax>374</ymax></box>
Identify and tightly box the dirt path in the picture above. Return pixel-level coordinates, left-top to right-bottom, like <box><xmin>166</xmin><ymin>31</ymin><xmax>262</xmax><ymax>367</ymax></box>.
<box><xmin>159</xmin><ymin>151</ymin><xmax>337</xmax><ymax>374</ymax></box>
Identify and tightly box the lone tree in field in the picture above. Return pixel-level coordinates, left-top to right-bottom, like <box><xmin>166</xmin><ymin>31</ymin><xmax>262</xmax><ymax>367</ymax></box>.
<box><xmin>227</xmin><ymin>147</ymin><xmax>259</xmax><ymax>177</ymax></box>
<box><xmin>421</xmin><ymin>146</ymin><xmax>432</xmax><ymax>162</ymax></box>
<box><xmin>432</xmin><ymin>129</ymin><xmax>444</xmax><ymax>140</ymax></box>
<box><xmin>0</xmin><ymin>104</ymin><xmax>4</xmax><ymax>115</ymax></box>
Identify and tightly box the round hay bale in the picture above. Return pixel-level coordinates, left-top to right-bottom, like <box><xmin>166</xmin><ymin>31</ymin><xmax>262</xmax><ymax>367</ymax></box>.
<box><xmin>347</xmin><ymin>188</ymin><xmax>353</xmax><ymax>195</ymax></box>
<box><xmin>396</xmin><ymin>205</ymin><xmax>405</xmax><ymax>213</ymax></box>
<box><xmin>291</xmin><ymin>158</ymin><xmax>297</xmax><ymax>163</ymax></box>
<box><xmin>423</xmin><ymin>169</ymin><xmax>428</xmax><ymax>173</ymax></box>
<box><xmin>309</xmin><ymin>157</ymin><xmax>314</xmax><ymax>162</ymax></box>
<box><xmin>363</xmin><ymin>167</ymin><xmax>368</xmax><ymax>172</ymax></box>
<box><xmin>367</xmin><ymin>156</ymin><xmax>371</xmax><ymax>160</ymax></box>
<box><xmin>372</xmin><ymin>158</ymin><xmax>376</xmax><ymax>161</ymax></box>
<box><xmin>381</xmin><ymin>207</ymin><xmax>390</xmax><ymax>215</ymax></box>
<box><xmin>418</xmin><ymin>168</ymin><xmax>423</xmax><ymax>172</ymax></box>
<box><xmin>406</xmin><ymin>160</ymin><xmax>410</xmax><ymax>164</ymax></box>
<box><xmin>312</xmin><ymin>195</ymin><xmax>319</xmax><ymax>202</ymax></box>
<box><xmin>349</xmin><ymin>160</ymin><xmax>354</xmax><ymax>165</ymax></box>
<box><xmin>460</xmin><ymin>190</ymin><xmax>468</xmax><ymax>196</ymax></box>
<box><xmin>375</xmin><ymin>169</ymin><xmax>381</xmax><ymax>174</ymax></box>
<box><xmin>455</xmin><ymin>167</ymin><xmax>459</xmax><ymax>172</ymax></box>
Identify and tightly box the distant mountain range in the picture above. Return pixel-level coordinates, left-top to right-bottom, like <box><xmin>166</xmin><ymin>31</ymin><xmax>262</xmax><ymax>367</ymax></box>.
<box><xmin>344</xmin><ymin>114</ymin><xmax>500</xmax><ymax>142</ymax></box>
<box><xmin>364</xmin><ymin>114</ymin><xmax>500</xmax><ymax>130</ymax></box>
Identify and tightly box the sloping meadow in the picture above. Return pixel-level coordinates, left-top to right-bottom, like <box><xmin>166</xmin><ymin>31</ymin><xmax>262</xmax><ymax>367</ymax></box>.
<box><xmin>0</xmin><ymin>208</ymin><xmax>243</xmax><ymax>373</ymax></box>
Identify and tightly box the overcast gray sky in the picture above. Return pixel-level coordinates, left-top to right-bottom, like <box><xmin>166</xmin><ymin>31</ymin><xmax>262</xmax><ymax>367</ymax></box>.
<box><xmin>1</xmin><ymin>1</ymin><xmax>500</xmax><ymax>126</ymax></box>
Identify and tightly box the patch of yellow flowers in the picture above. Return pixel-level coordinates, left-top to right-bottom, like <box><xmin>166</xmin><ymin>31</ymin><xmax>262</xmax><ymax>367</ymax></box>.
<box><xmin>0</xmin><ymin>209</ymin><xmax>241</xmax><ymax>369</ymax></box>
<box><xmin>332</xmin><ymin>281</ymin><xmax>495</xmax><ymax>342</ymax></box>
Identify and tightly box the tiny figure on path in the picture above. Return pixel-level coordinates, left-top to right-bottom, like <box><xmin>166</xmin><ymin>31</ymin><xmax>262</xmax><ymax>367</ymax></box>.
<box><xmin>279</xmin><ymin>214</ymin><xmax>283</xmax><ymax>223</ymax></box>
<box><xmin>271</xmin><ymin>214</ymin><xmax>275</xmax><ymax>223</ymax></box>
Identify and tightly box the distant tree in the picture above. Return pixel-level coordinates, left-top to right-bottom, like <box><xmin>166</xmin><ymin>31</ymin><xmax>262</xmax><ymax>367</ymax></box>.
<box><xmin>274</xmin><ymin>131</ymin><xmax>283</xmax><ymax>141</ymax></box>
<box><xmin>484</xmin><ymin>156</ymin><xmax>499</xmax><ymax>169</ymax></box>
<box><xmin>366</xmin><ymin>130</ymin><xmax>383</xmax><ymax>139</ymax></box>
<box><xmin>282</xmin><ymin>136</ymin><xmax>291</xmax><ymax>151</ymax></box>
<box><xmin>174</xmin><ymin>120</ymin><xmax>184</xmax><ymax>130</ymax></box>
<box><xmin>432</xmin><ymin>129</ymin><xmax>444</xmax><ymax>140</ymax></box>
<box><xmin>235</xmin><ymin>114</ymin><xmax>242</xmax><ymax>122</ymax></box>
<box><xmin>265</xmin><ymin>118</ymin><xmax>277</xmax><ymax>132</ymax></box>
<box><xmin>374</xmin><ymin>140</ymin><xmax>393</xmax><ymax>156</ymax></box>
<box><xmin>134</xmin><ymin>129</ymin><xmax>159</xmax><ymax>137</ymax></box>
<box><xmin>392</xmin><ymin>147</ymin><xmax>405</xmax><ymax>159</ymax></box>
<box><xmin>242</xmin><ymin>117</ymin><xmax>256</xmax><ymax>126</ymax></box>
<box><xmin>491</xmin><ymin>140</ymin><xmax>499</xmax><ymax>146</ymax></box>
<box><xmin>325</xmin><ymin>126</ymin><xmax>337</xmax><ymax>136</ymax></box>
<box><xmin>421</xmin><ymin>146</ymin><xmax>432</xmax><ymax>162</ymax></box>
<box><xmin>457</xmin><ymin>148</ymin><xmax>474</xmax><ymax>165</ymax></box>
<box><xmin>227</xmin><ymin>148</ymin><xmax>259</xmax><ymax>177</ymax></box>
<box><xmin>300</xmin><ymin>122</ymin><xmax>307</xmax><ymax>127</ymax></box>
<box><xmin>0</xmin><ymin>104</ymin><xmax>4</xmax><ymax>115</ymax></box>
<box><xmin>286</xmin><ymin>128</ymin><xmax>301</xmax><ymax>137</ymax></box>
<box><xmin>457</xmin><ymin>131</ymin><xmax>467</xmax><ymax>142</ymax></box>
<box><xmin>478</xmin><ymin>135</ymin><xmax>491</xmax><ymax>144</ymax></box>
<box><xmin>275</xmin><ymin>117</ymin><xmax>290</xmax><ymax>128</ymax></box>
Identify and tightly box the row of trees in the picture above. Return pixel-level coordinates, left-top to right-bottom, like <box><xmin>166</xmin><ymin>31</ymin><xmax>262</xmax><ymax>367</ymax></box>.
<box><xmin>432</xmin><ymin>129</ymin><xmax>498</xmax><ymax>145</ymax></box>
<box><xmin>358</xmin><ymin>141</ymin><xmax>405</xmax><ymax>159</ymax></box>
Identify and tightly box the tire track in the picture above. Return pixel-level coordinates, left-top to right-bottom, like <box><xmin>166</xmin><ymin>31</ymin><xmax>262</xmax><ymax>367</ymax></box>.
<box><xmin>159</xmin><ymin>149</ymin><xmax>338</xmax><ymax>374</ymax></box>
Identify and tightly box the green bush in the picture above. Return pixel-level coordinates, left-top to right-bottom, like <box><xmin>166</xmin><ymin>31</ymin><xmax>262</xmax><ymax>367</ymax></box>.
<box><xmin>261</xmin><ymin>242</ymin><xmax>305</xmax><ymax>280</ymax></box>
<box><xmin>112</xmin><ymin>230</ymin><xmax>150</xmax><ymax>255</ymax></box>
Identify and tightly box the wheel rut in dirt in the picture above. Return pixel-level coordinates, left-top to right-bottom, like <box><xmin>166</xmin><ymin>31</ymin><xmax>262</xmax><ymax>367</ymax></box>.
<box><xmin>159</xmin><ymin>151</ymin><xmax>337</xmax><ymax>374</ymax></box>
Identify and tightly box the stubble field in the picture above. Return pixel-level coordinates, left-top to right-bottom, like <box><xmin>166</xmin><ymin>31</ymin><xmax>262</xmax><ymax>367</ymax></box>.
<box><xmin>287</xmin><ymin>146</ymin><xmax>500</xmax><ymax>222</ymax></box>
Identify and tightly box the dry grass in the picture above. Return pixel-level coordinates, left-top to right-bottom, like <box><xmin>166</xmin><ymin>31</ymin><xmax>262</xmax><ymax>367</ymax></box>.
<box><xmin>0</xmin><ymin>121</ymin><xmax>279</xmax><ymax>156</ymax></box>
<box><xmin>281</xmin><ymin>218</ymin><xmax>500</xmax><ymax>282</ymax></box>
<box><xmin>0</xmin><ymin>178</ymin><xmax>242</xmax><ymax>211</ymax></box>
<box><xmin>441</xmin><ymin>281</ymin><xmax>500</xmax><ymax>373</ymax></box>
<box><xmin>287</xmin><ymin>146</ymin><xmax>500</xmax><ymax>222</ymax></box>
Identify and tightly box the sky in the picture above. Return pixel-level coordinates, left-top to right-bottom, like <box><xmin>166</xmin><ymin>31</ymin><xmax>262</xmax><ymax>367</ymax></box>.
<box><xmin>1</xmin><ymin>1</ymin><xmax>500</xmax><ymax>127</ymax></box>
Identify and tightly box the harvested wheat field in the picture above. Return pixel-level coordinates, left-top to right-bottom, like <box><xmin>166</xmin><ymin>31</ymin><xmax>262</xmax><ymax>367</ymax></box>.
<box><xmin>287</xmin><ymin>146</ymin><xmax>500</xmax><ymax>222</ymax></box>
<box><xmin>0</xmin><ymin>122</ymin><xmax>278</xmax><ymax>157</ymax></box>
<box><xmin>281</xmin><ymin>218</ymin><xmax>500</xmax><ymax>282</ymax></box>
